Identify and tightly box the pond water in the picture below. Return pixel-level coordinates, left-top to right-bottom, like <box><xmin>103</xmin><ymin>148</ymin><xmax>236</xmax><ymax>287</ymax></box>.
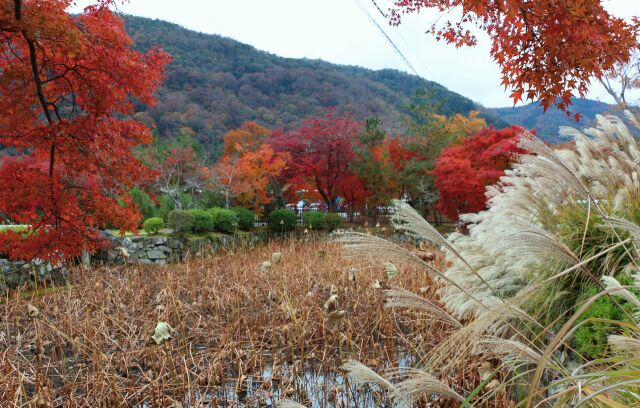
<box><xmin>176</xmin><ymin>354</ymin><xmax>417</xmax><ymax>407</ymax></box>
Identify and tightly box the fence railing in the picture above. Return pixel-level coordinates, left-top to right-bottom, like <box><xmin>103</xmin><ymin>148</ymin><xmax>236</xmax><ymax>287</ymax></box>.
<box><xmin>256</xmin><ymin>207</ymin><xmax>454</xmax><ymax>228</ymax></box>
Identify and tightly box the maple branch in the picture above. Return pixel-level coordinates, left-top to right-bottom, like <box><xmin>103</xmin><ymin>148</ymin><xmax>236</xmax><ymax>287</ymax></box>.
<box><xmin>13</xmin><ymin>0</ymin><xmax>21</xmax><ymax>20</ymax></box>
<box><xmin>0</xmin><ymin>211</ymin><xmax>11</xmax><ymax>224</ymax></box>
<box><xmin>599</xmin><ymin>76</ymin><xmax>626</xmax><ymax>107</ymax></box>
<box><xmin>42</xmin><ymin>63</ymin><xmax>79</xmax><ymax>84</ymax></box>
<box><xmin>518</xmin><ymin>6</ymin><xmax>536</xmax><ymax>41</ymax></box>
<box><xmin>15</xmin><ymin>0</ymin><xmax>57</xmax><ymax>178</ymax></box>
<box><xmin>28</xmin><ymin>39</ymin><xmax>57</xmax><ymax>178</ymax></box>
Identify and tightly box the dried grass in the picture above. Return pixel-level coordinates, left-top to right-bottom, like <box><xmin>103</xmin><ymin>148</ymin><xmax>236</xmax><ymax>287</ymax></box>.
<box><xmin>0</xmin><ymin>239</ymin><xmax>444</xmax><ymax>406</ymax></box>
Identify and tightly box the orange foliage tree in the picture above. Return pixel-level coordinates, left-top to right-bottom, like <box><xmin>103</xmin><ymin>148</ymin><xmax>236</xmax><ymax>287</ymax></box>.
<box><xmin>215</xmin><ymin>144</ymin><xmax>288</xmax><ymax>213</ymax></box>
<box><xmin>0</xmin><ymin>1</ymin><xmax>169</xmax><ymax>260</ymax></box>
<box><xmin>216</xmin><ymin>123</ymin><xmax>288</xmax><ymax>212</ymax></box>
<box><xmin>221</xmin><ymin>121</ymin><xmax>272</xmax><ymax>157</ymax></box>
<box><xmin>390</xmin><ymin>0</ymin><xmax>639</xmax><ymax>115</ymax></box>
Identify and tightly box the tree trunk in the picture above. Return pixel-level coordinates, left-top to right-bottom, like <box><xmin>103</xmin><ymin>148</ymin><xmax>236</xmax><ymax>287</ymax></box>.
<box><xmin>328</xmin><ymin>198</ymin><xmax>337</xmax><ymax>213</ymax></box>
<box><xmin>170</xmin><ymin>191</ymin><xmax>182</xmax><ymax>210</ymax></box>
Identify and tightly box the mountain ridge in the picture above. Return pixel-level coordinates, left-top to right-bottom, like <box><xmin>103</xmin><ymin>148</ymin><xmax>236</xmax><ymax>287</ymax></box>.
<box><xmin>485</xmin><ymin>98</ymin><xmax>618</xmax><ymax>144</ymax></box>
<box><xmin>123</xmin><ymin>15</ymin><xmax>612</xmax><ymax>155</ymax></box>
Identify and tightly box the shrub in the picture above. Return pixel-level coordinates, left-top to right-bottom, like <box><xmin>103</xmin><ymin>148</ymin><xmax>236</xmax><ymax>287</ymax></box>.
<box><xmin>303</xmin><ymin>211</ymin><xmax>325</xmax><ymax>230</ymax></box>
<box><xmin>208</xmin><ymin>208</ymin><xmax>238</xmax><ymax>234</ymax></box>
<box><xmin>573</xmin><ymin>273</ymin><xmax>640</xmax><ymax>359</ymax></box>
<box><xmin>130</xmin><ymin>188</ymin><xmax>156</xmax><ymax>220</ymax></box>
<box><xmin>324</xmin><ymin>213</ymin><xmax>343</xmax><ymax>231</ymax></box>
<box><xmin>188</xmin><ymin>209</ymin><xmax>215</xmax><ymax>233</ymax></box>
<box><xmin>232</xmin><ymin>207</ymin><xmax>255</xmax><ymax>230</ymax></box>
<box><xmin>573</xmin><ymin>287</ymin><xmax>619</xmax><ymax>359</ymax></box>
<box><xmin>267</xmin><ymin>209</ymin><xmax>297</xmax><ymax>233</ymax></box>
<box><xmin>167</xmin><ymin>209</ymin><xmax>194</xmax><ymax>233</ymax></box>
<box><xmin>143</xmin><ymin>217</ymin><xmax>164</xmax><ymax>234</ymax></box>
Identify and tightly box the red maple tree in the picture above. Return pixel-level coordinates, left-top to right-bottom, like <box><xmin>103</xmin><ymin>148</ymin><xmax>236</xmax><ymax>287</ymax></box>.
<box><xmin>433</xmin><ymin>126</ymin><xmax>526</xmax><ymax>221</ymax></box>
<box><xmin>390</xmin><ymin>0</ymin><xmax>639</xmax><ymax>115</ymax></box>
<box><xmin>0</xmin><ymin>1</ymin><xmax>170</xmax><ymax>260</ymax></box>
<box><xmin>270</xmin><ymin>112</ymin><xmax>364</xmax><ymax>211</ymax></box>
<box><xmin>338</xmin><ymin>173</ymin><xmax>371</xmax><ymax>213</ymax></box>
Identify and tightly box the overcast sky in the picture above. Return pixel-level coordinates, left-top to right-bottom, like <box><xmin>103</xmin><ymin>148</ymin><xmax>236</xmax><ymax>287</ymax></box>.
<box><xmin>70</xmin><ymin>0</ymin><xmax>638</xmax><ymax>108</ymax></box>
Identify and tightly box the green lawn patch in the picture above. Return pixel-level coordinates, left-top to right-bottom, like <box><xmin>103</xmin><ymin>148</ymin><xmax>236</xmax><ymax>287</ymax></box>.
<box><xmin>0</xmin><ymin>225</ymin><xmax>29</xmax><ymax>233</ymax></box>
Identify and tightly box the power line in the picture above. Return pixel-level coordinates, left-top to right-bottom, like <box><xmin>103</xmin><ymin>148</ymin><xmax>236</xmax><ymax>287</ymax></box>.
<box><xmin>366</xmin><ymin>0</ymin><xmax>436</xmax><ymax>81</ymax></box>
<box><xmin>370</xmin><ymin>0</ymin><xmax>387</xmax><ymax>19</ymax></box>
<box><xmin>354</xmin><ymin>0</ymin><xmax>421</xmax><ymax>77</ymax></box>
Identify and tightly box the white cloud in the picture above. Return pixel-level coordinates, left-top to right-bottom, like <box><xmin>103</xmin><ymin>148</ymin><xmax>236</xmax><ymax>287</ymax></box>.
<box><xmin>70</xmin><ymin>0</ymin><xmax>638</xmax><ymax>107</ymax></box>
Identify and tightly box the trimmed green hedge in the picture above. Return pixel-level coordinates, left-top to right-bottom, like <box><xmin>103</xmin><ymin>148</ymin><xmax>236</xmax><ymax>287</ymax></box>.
<box><xmin>303</xmin><ymin>212</ymin><xmax>325</xmax><ymax>230</ymax></box>
<box><xmin>232</xmin><ymin>207</ymin><xmax>255</xmax><ymax>230</ymax></box>
<box><xmin>143</xmin><ymin>217</ymin><xmax>164</xmax><ymax>234</ymax></box>
<box><xmin>267</xmin><ymin>209</ymin><xmax>297</xmax><ymax>233</ymax></box>
<box><xmin>324</xmin><ymin>213</ymin><xmax>343</xmax><ymax>231</ymax></box>
<box><xmin>189</xmin><ymin>209</ymin><xmax>215</xmax><ymax>233</ymax></box>
<box><xmin>167</xmin><ymin>210</ymin><xmax>194</xmax><ymax>233</ymax></box>
<box><xmin>208</xmin><ymin>208</ymin><xmax>238</xmax><ymax>234</ymax></box>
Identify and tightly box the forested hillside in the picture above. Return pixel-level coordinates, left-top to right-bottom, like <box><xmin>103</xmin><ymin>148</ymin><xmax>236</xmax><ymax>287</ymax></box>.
<box><xmin>124</xmin><ymin>16</ymin><xmax>613</xmax><ymax>155</ymax></box>
<box><xmin>124</xmin><ymin>16</ymin><xmax>506</xmax><ymax>157</ymax></box>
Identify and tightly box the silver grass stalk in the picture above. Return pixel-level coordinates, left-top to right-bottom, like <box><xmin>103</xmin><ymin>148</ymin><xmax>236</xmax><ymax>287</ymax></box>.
<box><xmin>475</xmin><ymin>336</ymin><xmax>543</xmax><ymax>365</ymax></box>
<box><xmin>625</xmin><ymin>110</ymin><xmax>640</xmax><ymax>130</ymax></box>
<box><xmin>341</xmin><ymin>360</ymin><xmax>395</xmax><ymax>390</ymax></box>
<box><xmin>496</xmin><ymin>228</ymin><xmax>579</xmax><ymax>267</ymax></box>
<box><xmin>335</xmin><ymin>231</ymin><xmax>458</xmax><ymax>287</ymax></box>
<box><xmin>423</xmin><ymin>295</ymin><xmax>537</xmax><ymax>372</ymax></box>
<box><xmin>387</xmin><ymin>368</ymin><xmax>463</xmax><ymax>405</ymax></box>
<box><xmin>389</xmin><ymin>200</ymin><xmax>514</xmax><ymax>311</ymax></box>
<box><xmin>277</xmin><ymin>400</ymin><xmax>308</xmax><ymax>408</ymax></box>
<box><xmin>336</xmin><ymin>231</ymin><xmax>496</xmax><ymax>314</ymax></box>
<box><xmin>518</xmin><ymin>131</ymin><xmax>589</xmax><ymax>198</ymax></box>
<box><xmin>607</xmin><ymin>217</ymin><xmax>640</xmax><ymax>244</ymax></box>
<box><xmin>336</xmin><ymin>232</ymin><xmax>427</xmax><ymax>267</ymax></box>
<box><xmin>391</xmin><ymin>199</ymin><xmax>481</xmax><ymax>274</ymax></box>
<box><xmin>601</xmin><ymin>276</ymin><xmax>640</xmax><ymax>307</ymax></box>
<box><xmin>382</xmin><ymin>288</ymin><xmax>462</xmax><ymax>328</ymax></box>
<box><xmin>607</xmin><ymin>335</ymin><xmax>640</xmax><ymax>355</ymax></box>
<box><xmin>391</xmin><ymin>199</ymin><xmax>448</xmax><ymax>248</ymax></box>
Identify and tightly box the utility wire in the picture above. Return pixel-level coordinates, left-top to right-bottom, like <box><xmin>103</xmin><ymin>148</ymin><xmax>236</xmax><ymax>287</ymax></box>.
<box><xmin>367</xmin><ymin>0</ymin><xmax>436</xmax><ymax>80</ymax></box>
<box><xmin>354</xmin><ymin>0</ymin><xmax>421</xmax><ymax>77</ymax></box>
<box><xmin>370</xmin><ymin>0</ymin><xmax>387</xmax><ymax>19</ymax></box>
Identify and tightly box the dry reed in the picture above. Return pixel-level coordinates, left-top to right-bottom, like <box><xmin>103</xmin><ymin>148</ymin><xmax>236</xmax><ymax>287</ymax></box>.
<box><xmin>0</xmin><ymin>239</ymin><xmax>446</xmax><ymax>407</ymax></box>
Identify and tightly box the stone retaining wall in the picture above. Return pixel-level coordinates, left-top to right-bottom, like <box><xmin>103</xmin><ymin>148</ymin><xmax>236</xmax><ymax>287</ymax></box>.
<box><xmin>1</xmin><ymin>229</ymin><xmax>421</xmax><ymax>293</ymax></box>
<box><xmin>92</xmin><ymin>231</ymin><xmax>268</xmax><ymax>265</ymax></box>
<box><xmin>0</xmin><ymin>231</ymin><xmax>268</xmax><ymax>293</ymax></box>
<box><xmin>0</xmin><ymin>258</ymin><xmax>68</xmax><ymax>294</ymax></box>
<box><xmin>92</xmin><ymin>233</ymin><xmax>183</xmax><ymax>265</ymax></box>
